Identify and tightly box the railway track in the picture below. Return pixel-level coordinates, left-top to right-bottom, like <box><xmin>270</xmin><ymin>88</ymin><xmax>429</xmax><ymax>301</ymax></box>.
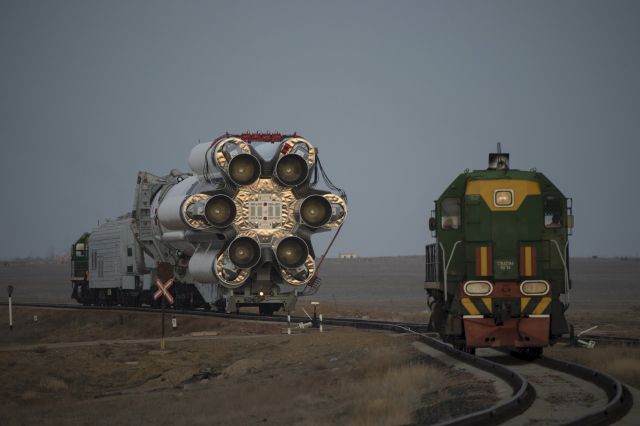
<box><xmin>1</xmin><ymin>302</ymin><xmax>634</xmax><ymax>425</ymax></box>
<box><xmin>7</xmin><ymin>302</ymin><xmax>640</xmax><ymax>345</ymax></box>
<box><xmin>481</xmin><ymin>349</ymin><xmax>633</xmax><ymax>426</ymax></box>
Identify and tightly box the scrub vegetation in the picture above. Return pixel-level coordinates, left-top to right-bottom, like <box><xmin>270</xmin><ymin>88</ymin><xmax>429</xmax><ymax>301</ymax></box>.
<box><xmin>547</xmin><ymin>345</ymin><xmax>640</xmax><ymax>388</ymax></box>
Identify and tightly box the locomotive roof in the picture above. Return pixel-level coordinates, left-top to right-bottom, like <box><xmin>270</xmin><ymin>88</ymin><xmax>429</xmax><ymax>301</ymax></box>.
<box><xmin>438</xmin><ymin>167</ymin><xmax>566</xmax><ymax>200</ymax></box>
<box><xmin>467</xmin><ymin>168</ymin><xmax>538</xmax><ymax>180</ymax></box>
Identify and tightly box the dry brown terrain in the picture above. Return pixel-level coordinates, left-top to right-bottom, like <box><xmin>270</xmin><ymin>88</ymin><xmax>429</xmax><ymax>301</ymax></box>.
<box><xmin>0</xmin><ymin>308</ymin><xmax>496</xmax><ymax>426</ymax></box>
<box><xmin>0</xmin><ymin>256</ymin><xmax>638</xmax><ymax>424</ymax></box>
<box><xmin>546</xmin><ymin>345</ymin><xmax>640</xmax><ymax>389</ymax></box>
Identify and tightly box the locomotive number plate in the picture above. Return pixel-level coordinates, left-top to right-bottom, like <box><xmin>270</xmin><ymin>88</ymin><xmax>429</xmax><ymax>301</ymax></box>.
<box><xmin>496</xmin><ymin>260</ymin><xmax>515</xmax><ymax>271</ymax></box>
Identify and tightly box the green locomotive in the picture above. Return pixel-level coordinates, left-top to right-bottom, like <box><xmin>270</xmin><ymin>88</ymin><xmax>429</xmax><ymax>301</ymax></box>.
<box><xmin>425</xmin><ymin>147</ymin><xmax>573</xmax><ymax>355</ymax></box>
<box><xmin>70</xmin><ymin>232</ymin><xmax>90</xmax><ymax>302</ymax></box>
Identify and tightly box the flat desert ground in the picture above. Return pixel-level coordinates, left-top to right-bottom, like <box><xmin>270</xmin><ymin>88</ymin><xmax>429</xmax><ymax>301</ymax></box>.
<box><xmin>2</xmin><ymin>256</ymin><xmax>638</xmax><ymax>335</ymax></box>
<box><xmin>0</xmin><ymin>256</ymin><xmax>638</xmax><ymax>425</ymax></box>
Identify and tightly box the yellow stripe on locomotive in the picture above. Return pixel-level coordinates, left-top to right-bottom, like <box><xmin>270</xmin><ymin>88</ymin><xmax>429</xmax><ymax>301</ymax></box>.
<box><xmin>461</xmin><ymin>295</ymin><xmax>552</xmax><ymax>317</ymax></box>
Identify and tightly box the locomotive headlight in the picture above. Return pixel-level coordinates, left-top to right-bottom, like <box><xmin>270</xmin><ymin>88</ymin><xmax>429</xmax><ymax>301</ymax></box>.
<box><xmin>463</xmin><ymin>281</ymin><xmax>493</xmax><ymax>296</ymax></box>
<box><xmin>520</xmin><ymin>280</ymin><xmax>550</xmax><ymax>296</ymax></box>
<box><xmin>494</xmin><ymin>189</ymin><xmax>514</xmax><ymax>207</ymax></box>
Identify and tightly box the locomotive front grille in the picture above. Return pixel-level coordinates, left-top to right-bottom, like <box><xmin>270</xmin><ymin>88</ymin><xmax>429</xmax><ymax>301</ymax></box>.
<box><xmin>462</xmin><ymin>296</ymin><xmax>552</xmax><ymax>323</ymax></box>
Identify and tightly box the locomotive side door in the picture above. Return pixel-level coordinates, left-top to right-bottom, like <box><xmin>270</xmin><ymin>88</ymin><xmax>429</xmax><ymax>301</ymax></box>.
<box><xmin>464</xmin><ymin>194</ymin><xmax>492</xmax><ymax>279</ymax></box>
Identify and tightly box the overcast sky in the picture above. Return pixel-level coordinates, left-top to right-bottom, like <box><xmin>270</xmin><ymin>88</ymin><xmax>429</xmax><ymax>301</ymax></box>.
<box><xmin>1</xmin><ymin>1</ymin><xmax>639</xmax><ymax>259</ymax></box>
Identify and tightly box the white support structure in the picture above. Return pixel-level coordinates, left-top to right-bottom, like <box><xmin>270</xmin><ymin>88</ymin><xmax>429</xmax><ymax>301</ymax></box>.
<box><xmin>551</xmin><ymin>239</ymin><xmax>571</xmax><ymax>308</ymax></box>
<box><xmin>8</xmin><ymin>296</ymin><xmax>13</xmax><ymax>331</ymax></box>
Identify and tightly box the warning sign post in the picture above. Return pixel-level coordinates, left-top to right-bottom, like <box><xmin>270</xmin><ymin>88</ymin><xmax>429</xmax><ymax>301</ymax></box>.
<box><xmin>7</xmin><ymin>285</ymin><xmax>14</xmax><ymax>331</ymax></box>
<box><xmin>154</xmin><ymin>263</ymin><xmax>175</xmax><ymax>350</ymax></box>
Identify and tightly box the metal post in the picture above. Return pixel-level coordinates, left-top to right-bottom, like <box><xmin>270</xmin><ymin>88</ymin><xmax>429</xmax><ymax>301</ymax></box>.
<box><xmin>7</xmin><ymin>285</ymin><xmax>13</xmax><ymax>331</ymax></box>
<box><xmin>161</xmin><ymin>296</ymin><xmax>165</xmax><ymax>350</ymax></box>
<box><xmin>156</xmin><ymin>262</ymin><xmax>173</xmax><ymax>351</ymax></box>
<box><xmin>319</xmin><ymin>314</ymin><xmax>323</xmax><ymax>333</ymax></box>
<box><xmin>312</xmin><ymin>305</ymin><xmax>318</xmax><ymax>328</ymax></box>
<box><xmin>8</xmin><ymin>296</ymin><xmax>13</xmax><ymax>331</ymax></box>
<box><xmin>311</xmin><ymin>301</ymin><xmax>319</xmax><ymax>328</ymax></box>
<box><xmin>287</xmin><ymin>314</ymin><xmax>291</xmax><ymax>335</ymax></box>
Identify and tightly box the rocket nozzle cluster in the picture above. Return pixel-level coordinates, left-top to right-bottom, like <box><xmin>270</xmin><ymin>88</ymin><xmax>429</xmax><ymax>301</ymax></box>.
<box><xmin>157</xmin><ymin>134</ymin><xmax>347</xmax><ymax>290</ymax></box>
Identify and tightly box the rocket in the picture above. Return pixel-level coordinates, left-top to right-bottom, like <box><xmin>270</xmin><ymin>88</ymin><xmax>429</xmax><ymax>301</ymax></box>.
<box><xmin>131</xmin><ymin>133</ymin><xmax>347</xmax><ymax>314</ymax></box>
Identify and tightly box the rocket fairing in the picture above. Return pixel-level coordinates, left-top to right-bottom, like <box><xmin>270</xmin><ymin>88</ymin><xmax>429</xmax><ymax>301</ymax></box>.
<box><xmin>133</xmin><ymin>133</ymin><xmax>347</xmax><ymax>313</ymax></box>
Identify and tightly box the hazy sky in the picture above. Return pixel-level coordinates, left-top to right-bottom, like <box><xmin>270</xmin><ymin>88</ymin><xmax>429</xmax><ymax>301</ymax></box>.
<box><xmin>1</xmin><ymin>1</ymin><xmax>639</xmax><ymax>259</ymax></box>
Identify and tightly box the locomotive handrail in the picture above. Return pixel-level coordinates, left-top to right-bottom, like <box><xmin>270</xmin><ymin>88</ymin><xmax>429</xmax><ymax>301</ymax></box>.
<box><xmin>438</xmin><ymin>240</ymin><xmax>461</xmax><ymax>301</ymax></box>
<box><xmin>551</xmin><ymin>239</ymin><xmax>570</xmax><ymax>309</ymax></box>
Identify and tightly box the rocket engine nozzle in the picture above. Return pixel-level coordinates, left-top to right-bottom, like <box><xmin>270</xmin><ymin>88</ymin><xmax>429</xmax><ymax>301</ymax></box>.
<box><xmin>228</xmin><ymin>153</ymin><xmax>261</xmax><ymax>186</ymax></box>
<box><xmin>203</xmin><ymin>195</ymin><xmax>236</xmax><ymax>228</ymax></box>
<box><xmin>275</xmin><ymin>154</ymin><xmax>309</xmax><ymax>187</ymax></box>
<box><xmin>275</xmin><ymin>236</ymin><xmax>309</xmax><ymax>269</ymax></box>
<box><xmin>183</xmin><ymin>194</ymin><xmax>236</xmax><ymax>229</ymax></box>
<box><xmin>228</xmin><ymin>236</ymin><xmax>261</xmax><ymax>269</ymax></box>
<box><xmin>299</xmin><ymin>195</ymin><xmax>332</xmax><ymax>228</ymax></box>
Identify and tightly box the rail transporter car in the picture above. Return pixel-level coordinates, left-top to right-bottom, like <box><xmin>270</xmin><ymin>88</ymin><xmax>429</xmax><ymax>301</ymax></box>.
<box><xmin>425</xmin><ymin>147</ymin><xmax>573</xmax><ymax>355</ymax></box>
<box><xmin>70</xmin><ymin>216</ymin><xmax>210</xmax><ymax>309</ymax></box>
<box><xmin>70</xmin><ymin>133</ymin><xmax>347</xmax><ymax>314</ymax></box>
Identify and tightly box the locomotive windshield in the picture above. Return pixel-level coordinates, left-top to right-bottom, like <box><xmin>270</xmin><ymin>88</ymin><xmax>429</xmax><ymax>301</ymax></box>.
<box><xmin>544</xmin><ymin>196</ymin><xmax>563</xmax><ymax>228</ymax></box>
<box><xmin>441</xmin><ymin>198</ymin><xmax>461</xmax><ymax>230</ymax></box>
<box><xmin>74</xmin><ymin>243</ymin><xmax>86</xmax><ymax>257</ymax></box>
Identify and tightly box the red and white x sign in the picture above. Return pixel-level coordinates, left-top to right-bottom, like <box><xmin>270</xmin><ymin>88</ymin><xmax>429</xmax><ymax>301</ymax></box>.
<box><xmin>153</xmin><ymin>278</ymin><xmax>174</xmax><ymax>304</ymax></box>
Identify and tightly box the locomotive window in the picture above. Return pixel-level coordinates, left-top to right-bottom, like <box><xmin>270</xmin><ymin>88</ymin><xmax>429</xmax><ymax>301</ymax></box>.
<box><xmin>441</xmin><ymin>198</ymin><xmax>461</xmax><ymax>230</ymax></box>
<box><xmin>544</xmin><ymin>196</ymin><xmax>563</xmax><ymax>228</ymax></box>
<box><xmin>75</xmin><ymin>243</ymin><xmax>85</xmax><ymax>257</ymax></box>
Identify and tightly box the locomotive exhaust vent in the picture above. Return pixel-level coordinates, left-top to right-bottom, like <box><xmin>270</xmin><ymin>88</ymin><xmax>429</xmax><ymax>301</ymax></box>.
<box><xmin>488</xmin><ymin>153</ymin><xmax>510</xmax><ymax>170</ymax></box>
<box><xmin>488</xmin><ymin>142</ymin><xmax>510</xmax><ymax>170</ymax></box>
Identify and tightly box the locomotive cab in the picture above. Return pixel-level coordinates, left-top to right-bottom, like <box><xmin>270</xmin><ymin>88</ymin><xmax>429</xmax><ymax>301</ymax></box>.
<box><xmin>426</xmin><ymin>148</ymin><xmax>573</xmax><ymax>354</ymax></box>
<box><xmin>70</xmin><ymin>233</ymin><xmax>90</xmax><ymax>302</ymax></box>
